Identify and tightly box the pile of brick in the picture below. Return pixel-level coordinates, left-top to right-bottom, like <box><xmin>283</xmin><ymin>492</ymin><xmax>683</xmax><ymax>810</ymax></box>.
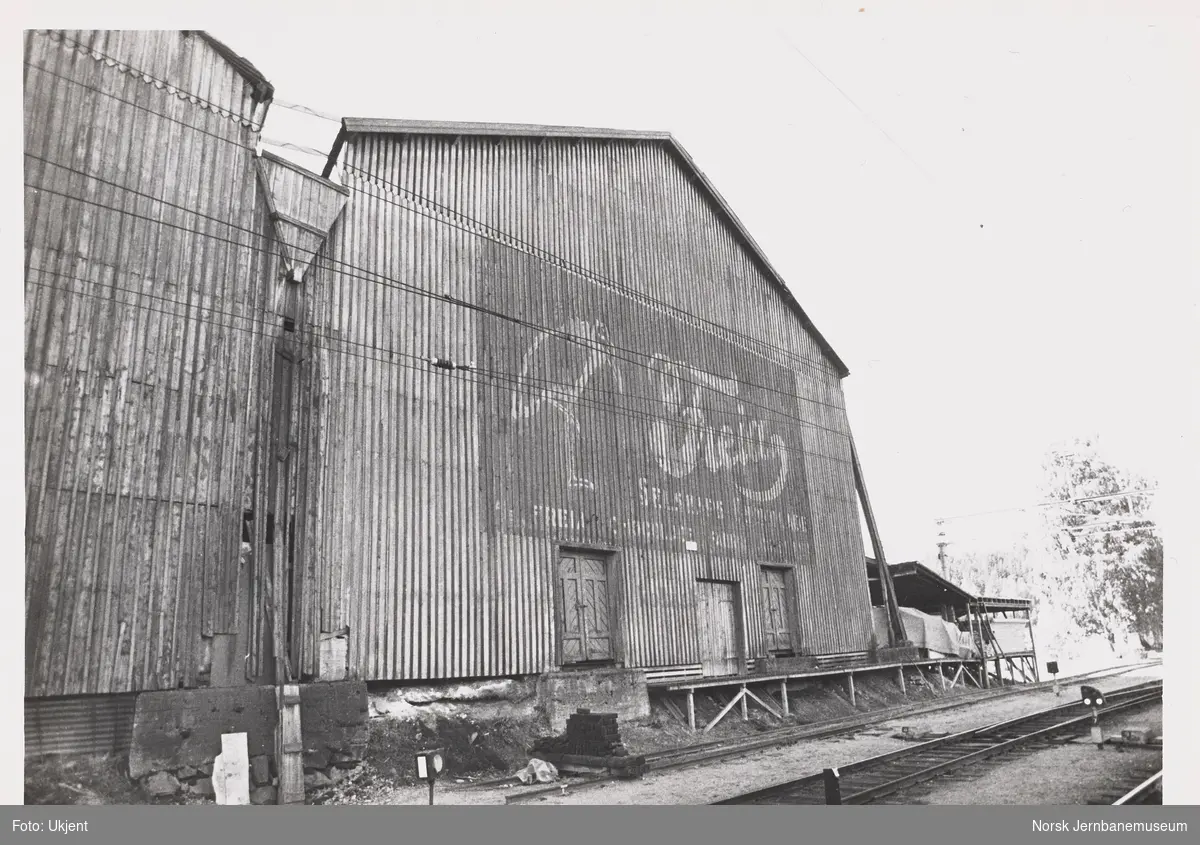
<box><xmin>531</xmin><ymin>709</ymin><xmax>646</xmax><ymax>779</ymax></box>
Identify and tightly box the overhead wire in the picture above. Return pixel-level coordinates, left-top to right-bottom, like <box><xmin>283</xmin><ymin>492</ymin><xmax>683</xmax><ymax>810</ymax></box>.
<box><xmin>776</xmin><ymin>28</ymin><xmax>935</xmax><ymax>185</ymax></box>
<box><xmin>23</xmin><ymin>181</ymin><xmax>849</xmax><ymax>451</ymax></box>
<box><xmin>936</xmin><ymin>488</ymin><xmax>1159</xmax><ymax>523</ymax></box>
<box><xmin>32</xmin><ymin>30</ymin><xmax>266</xmax><ymax>131</ymax></box>
<box><xmin>337</xmin><ymin>159</ymin><xmax>842</xmax><ymax>378</ymax></box>
<box><xmin>28</xmin><ymin>34</ymin><xmax>847</xmax><ymax>381</ymax></box>
<box><xmin>24</xmin><ymin>269</ymin><xmax>847</xmax><ymax>470</ymax></box>
<box><xmin>23</xmin><ymin>58</ymin><xmax>258</xmax><ymax>153</ymax></box>
<box><xmin>25</xmin><ymin>153</ymin><xmax>858</xmax><ymax>436</ymax></box>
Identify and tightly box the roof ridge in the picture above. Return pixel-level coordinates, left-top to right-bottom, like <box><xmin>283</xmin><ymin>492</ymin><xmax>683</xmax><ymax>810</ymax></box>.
<box><xmin>326</xmin><ymin>117</ymin><xmax>851</xmax><ymax>378</ymax></box>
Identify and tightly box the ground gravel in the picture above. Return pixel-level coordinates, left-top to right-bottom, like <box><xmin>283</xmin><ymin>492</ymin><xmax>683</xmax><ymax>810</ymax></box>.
<box><xmin>358</xmin><ymin>665</ymin><xmax>1161</xmax><ymax>806</ymax></box>
<box><xmin>905</xmin><ymin>704</ymin><xmax>1162</xmax><ymax>805</ymax></box>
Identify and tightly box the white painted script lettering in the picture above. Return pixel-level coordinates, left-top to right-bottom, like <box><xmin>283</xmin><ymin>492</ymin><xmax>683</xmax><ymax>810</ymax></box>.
<box><xmin>648</xmin><ymin>355</ymin><xmax>788</xmax><ymax>501</ymax></box>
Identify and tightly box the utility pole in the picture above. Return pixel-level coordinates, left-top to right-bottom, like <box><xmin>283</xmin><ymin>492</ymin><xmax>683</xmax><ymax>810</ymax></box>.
<box><xmin>936</xmin><ymin>519</ymin><xmax>949</xmax><ymax>577</ymax></box>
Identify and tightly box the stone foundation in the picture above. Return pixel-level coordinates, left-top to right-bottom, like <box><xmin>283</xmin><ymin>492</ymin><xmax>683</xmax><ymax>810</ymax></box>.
<box><xmin>128</xmin><ymin>681</ymin><xmax>368</xmax><ymax>802</ymax></box>
<box><xmin>536</xmin><ymin>668</ymin><xmax>650</xmax><ymax>733</ymax></box>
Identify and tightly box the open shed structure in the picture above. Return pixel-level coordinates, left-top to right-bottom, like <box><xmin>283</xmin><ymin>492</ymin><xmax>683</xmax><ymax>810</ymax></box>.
<box><xmin>867</xmin><ymin>559</ymin><xmax>1039</xmax><ymax>688</ymax></box>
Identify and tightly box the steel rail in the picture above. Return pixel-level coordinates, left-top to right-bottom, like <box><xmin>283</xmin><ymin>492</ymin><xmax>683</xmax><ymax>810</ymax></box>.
<box><xmin>497</xmin><ymin>664</ymin><xmax>1160</xmax><ymax>803</ymax></box>
<box><xmin>843</xmin><ymin>691</ymin><xmax>1161</xmax><ymax>805</ymax></box>
<box><xmin>643</xmin><ymin>661</ymin><xmax>1161</xmax><ymax>769</ymax></box>
<box><xmin>714</xmin><ymin>681</ymin><xmax>1161</xmax><ymax>805</ymax></box>
<box><xmin>1112</xmin><ymin>771</ymin><xmax>1164</xmax><ymax>806</ymax></box>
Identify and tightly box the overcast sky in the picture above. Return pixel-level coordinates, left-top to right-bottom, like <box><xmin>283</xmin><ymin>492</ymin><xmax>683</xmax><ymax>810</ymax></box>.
<box><xmin>4</xmin><ymin>0</ymin><xmax>1197</xmax><ymax>805</ymax></box>
<box><xmin>208</xmin><ymin>6</ymin><xmax>1195</xmax><ymax>563</ymax></box>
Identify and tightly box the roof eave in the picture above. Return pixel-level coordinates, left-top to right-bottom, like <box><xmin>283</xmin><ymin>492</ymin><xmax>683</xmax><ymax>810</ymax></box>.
<box><xmin>663</xmin><ymin>135</ymin><xmax>850</xmax><ymax>379</ymax></box>
<box><xmin>191</xmin><ymin>31</ymin><xmax>275</xmax><ymax>103</ymax></box>
<box><xmin>328</xmin><ymin>118</ymin><xmax>852</xmax><ymax>377</ymax></box>
<box><xmin>322</xmin><ymin>121</ymin><xmax>348</xmax><ymax>180</ymax></box>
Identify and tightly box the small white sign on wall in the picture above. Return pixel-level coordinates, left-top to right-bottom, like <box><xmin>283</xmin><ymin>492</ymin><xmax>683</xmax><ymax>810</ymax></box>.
<box><xmin>213</xmin><ymin>732</ymin><xmax>250</xmax><ymax>806</ymax></box>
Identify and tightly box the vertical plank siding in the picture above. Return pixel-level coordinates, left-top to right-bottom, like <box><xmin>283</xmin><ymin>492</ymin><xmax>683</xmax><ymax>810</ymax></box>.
<box><xmin>23</xmin><ymin>30</ymin><xmax>278</xmax><ymax>696</ymax></box>
<box><xmin>26</xmin><ymin>29</ymin><xmax>874</xmax><ymax>696</ymax></box>
<box><xmin>310</xmin><ymin>131</ymin><xmax>874</xmax><ymax>682</ymax></box>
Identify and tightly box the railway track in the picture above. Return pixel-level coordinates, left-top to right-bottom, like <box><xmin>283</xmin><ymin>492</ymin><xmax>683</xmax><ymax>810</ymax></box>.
<box><xmin>714</xmin><ymin>679</ymin><xmax>1162</xmax><ymax>805</ymax></box>
<box><xmin>634</xmin><ymin>662</ymin><xmax>1160</xmax><ymax>775</ymax></box>
<box><xmin>497</xmin><ymin>661</ymin><xmax>1160</xmax><ymax>803</ymax></box>
<box><xmin>1095</xmin><ymin>770</ymin><xmax>1163</xmax><ymax>806</ymax></box>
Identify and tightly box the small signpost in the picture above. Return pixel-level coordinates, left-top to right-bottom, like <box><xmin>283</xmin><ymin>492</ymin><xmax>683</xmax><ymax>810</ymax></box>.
<box><xmin>415</xmin><ymin>749</ymin><xmax>445</xmax><ymax>805</ymax></box>
<box><xmin>823</xmin><ymin>768</ymin><xmax>842</xmax><ymax>805</ymax></box>
<box><xmin>1047</xmin><ymin>661</ymin><xmax>1060</xmax><ymax>697</ymax></box>
<box><xmin>1081</xmin><ymin>685</ymin><xmax>1105</xmax><ymax>748</ymax></box>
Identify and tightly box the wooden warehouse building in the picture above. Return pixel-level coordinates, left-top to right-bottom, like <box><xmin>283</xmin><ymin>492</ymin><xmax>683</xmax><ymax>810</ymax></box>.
<box><xmin>25</xmin><ymin>30</ymin><xmax>912</xmax><ymax>751</ymax></box>
<box><xmin>304</xmin><ymin>118</ymin><xmax>881</xmax><ymax>685</ymax></box>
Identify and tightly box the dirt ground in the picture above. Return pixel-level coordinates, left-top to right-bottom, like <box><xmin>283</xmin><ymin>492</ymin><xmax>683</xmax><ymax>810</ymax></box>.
<box><xmin>24</xmin><ymin>755</ymin><xmax>152</xmax><ymax>806</ymax></box>
<box><xmin>352</xmin><ymin>665</ymin><xmax>1162</xmax><ymax>806</ymax></box>
<box><xmin>905</xmin><ymin>703</ymin><xmax>1163</xmax><ymax>805</ymax></box>
<box><xmin>24</xmin><ymin>664</ymin><xmax>1159</xmax><ymax>806</ymax></box>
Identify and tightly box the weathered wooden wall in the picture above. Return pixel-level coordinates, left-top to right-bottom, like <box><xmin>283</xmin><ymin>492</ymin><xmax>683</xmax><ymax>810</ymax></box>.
<box><xmin>23</xmin><ymin>30</ymin><xmax>280</xmax><ymax>696</ymax></box>
<box><xmin>307</xmin><ymin>128</ymin><xmax>874</xmax><ymax>682</ymax></box>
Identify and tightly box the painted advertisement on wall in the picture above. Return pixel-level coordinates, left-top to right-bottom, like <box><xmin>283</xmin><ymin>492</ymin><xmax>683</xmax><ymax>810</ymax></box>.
<box><xmin>481</xmin><ymin>258</ymin><xmax>814</xmax><ymax>566</ymax></box>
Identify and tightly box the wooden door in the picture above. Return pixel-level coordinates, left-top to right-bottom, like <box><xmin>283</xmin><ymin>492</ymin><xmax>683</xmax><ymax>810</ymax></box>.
<box><xmin>558</xmin><ymin>552</ymin><xmax>613</xmax><ymax>664</ymax></box>
<box><xmin>761</xmin><ymin>567</ymin><xmax>794</xmax><ymax>655</ymax></box>
<box><xmin>696</xmin><ymin>580</ymin><xmax>741</xmax><ymax>677</ymax></box>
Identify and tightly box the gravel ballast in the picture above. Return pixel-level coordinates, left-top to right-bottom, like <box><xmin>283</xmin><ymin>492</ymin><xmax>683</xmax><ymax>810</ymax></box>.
<box><xmin>355</xmin><ymin>665</ymin><xmax>1162</xmax><ymax>806</ymax></box>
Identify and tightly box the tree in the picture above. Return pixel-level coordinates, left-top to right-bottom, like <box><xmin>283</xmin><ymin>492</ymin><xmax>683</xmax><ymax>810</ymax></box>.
<box><xmin>1039</xmin><ymin>438</ymin><xmax>1162</xmax><ymax>651</ymax></box>
<box><xmin>943</xmin><ymin>543</ymin><xmax>1040</xmax><ymax>613</ymax></box>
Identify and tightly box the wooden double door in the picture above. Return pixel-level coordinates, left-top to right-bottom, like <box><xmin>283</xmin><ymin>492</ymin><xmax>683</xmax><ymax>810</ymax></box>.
<box><xmin>557</xmin><ymin>551</ymin><xmax>614</xmax><ymax>664</ymax></box>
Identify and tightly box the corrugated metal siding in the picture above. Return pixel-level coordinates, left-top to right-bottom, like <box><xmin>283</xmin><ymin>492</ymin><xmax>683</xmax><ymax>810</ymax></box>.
<box><xmin>23</xmin><ymin>30</ymin><xmax>280</xmax><ymax>696</ymax></box>
<box><xmin>306</xmin><ymin>132</ymin><xmax>874</xmax><ymax>682</ymax></box>
<box><xmin>257</xmin><ymin>151</ymin><xmax>349</xmax><ymax>277</ymax></box>
<box><xmin>25</xmin><ymin>695</ymin><xmax>137</xmax><ymax>758</ymax></box>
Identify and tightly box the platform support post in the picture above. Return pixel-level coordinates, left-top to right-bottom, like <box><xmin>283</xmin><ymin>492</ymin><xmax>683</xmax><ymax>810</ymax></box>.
<box><xmin>938</xmin><ymin>663</ymin><xmax>946</xmax><ymax>691</ymax></box>
<box><xmin>847</xmin><ymin>672</ymin><xmax>857</xmax><ymax>707</ymax></box>
<box><xmin>740</xmin><ymin>684</ymin><xmax>748</xmax><ymax>721</ymax></box>
<box><xmin>780</xmin><ymin>680</ymin><xmax>789</xmax><ymax>717</ymax></box>
<box><xmin>898</xmin><ymin>666</ymin><xmax>907</xmax><ymax>697</ymax></box>
<box><xmin>686</xmin><ymin>689</ymin><xmax>695</xmax><ymax>731</ymax></box>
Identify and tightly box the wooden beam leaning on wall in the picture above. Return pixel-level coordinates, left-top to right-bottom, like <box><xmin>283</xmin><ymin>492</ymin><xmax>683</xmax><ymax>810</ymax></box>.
<box><xmin>849</xmin><ymin>433</ymin><xmax>906</xmax><ymax>647</ymax></box>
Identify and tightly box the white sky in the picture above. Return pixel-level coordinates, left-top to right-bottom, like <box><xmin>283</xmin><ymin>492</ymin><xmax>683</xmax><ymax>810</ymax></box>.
<box><xmin>208</xmin><ymin>3</ymin><xmax>1197</xmax><ymax>563</ymax></box>
<box><xmin>4</xmin><ymin>0</ymin><xmax>1199</xmax><ymax>804</ymax></box>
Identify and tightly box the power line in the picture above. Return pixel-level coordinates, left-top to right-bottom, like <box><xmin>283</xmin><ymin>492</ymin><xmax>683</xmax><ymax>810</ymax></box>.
<box><xmin>30</xmin><ymin>47</ymin><xmax>845</xmax><ymax>383</ymax></box>
<box><xmin>33</xmin><ymin>30</ymin><xmax>266</xmax><ymax>131</ymax></box>
<box><xmin>26</xmin><ymin>153</ymin><xmax>858</xmax><ymax>435</ymax></box>
<box><xmin>261</xmin><ymin>137</ymin><xmax>330</xmax><ymax>160</ymax></box>
<box><xmin>24</xmin><ymin>261</ymin><xmax>849</xmax><ymax>462</ymax></box>
<box><xmin>24</xmin><ymin>59</ymin><xmax>258</xmax><ymax>153</ymax></box>
<box><xmin>336</xmin><ymin>160</ymin><xmax>841</xmax><ymax>378</ymax></box>
<box><xmin>272</xmin><ymin>99</ymin><xmax>341</xmax><ymax>124</ymax></box>
<box><xmin>775</xmin><ymin>28</ymin><xmax>934</xmax><ymax>184</ymax></box>
<box><xmin>936</xmin><ymin>488</ymin><xmax>1158</xmax><ymax>523</ymax></box>
<box><xmin>25</xmin><ymin>270</ymin><xmax>849</xmax><ymax>472</ymax></box>
<box><xmin>24</xmin><ymin>180</ymin><xmax>851</xmax><ymax>449</ymax></box>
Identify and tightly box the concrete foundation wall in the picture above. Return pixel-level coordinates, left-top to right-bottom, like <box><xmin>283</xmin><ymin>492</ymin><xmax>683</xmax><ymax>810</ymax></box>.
<box><xmin>129</xmin><ymin>681</ymin><xmax>368</xmax><ymax>783</ymax></box>
<box><xmin>537</xmin><ymin>669</ymin><xmax>651</xmax><ymax>733</ymax></box>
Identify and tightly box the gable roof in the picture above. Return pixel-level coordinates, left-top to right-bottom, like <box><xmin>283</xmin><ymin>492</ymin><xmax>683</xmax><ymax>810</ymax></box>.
<box><xmin>190</xmin><ymin>31</ymin><xmax>275</xmax><ymax>102</ymax></box>
<box><xmin>323</xmin><ymin>117</ymin><xmax>851</xmax><ymax>378</ymax></box>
